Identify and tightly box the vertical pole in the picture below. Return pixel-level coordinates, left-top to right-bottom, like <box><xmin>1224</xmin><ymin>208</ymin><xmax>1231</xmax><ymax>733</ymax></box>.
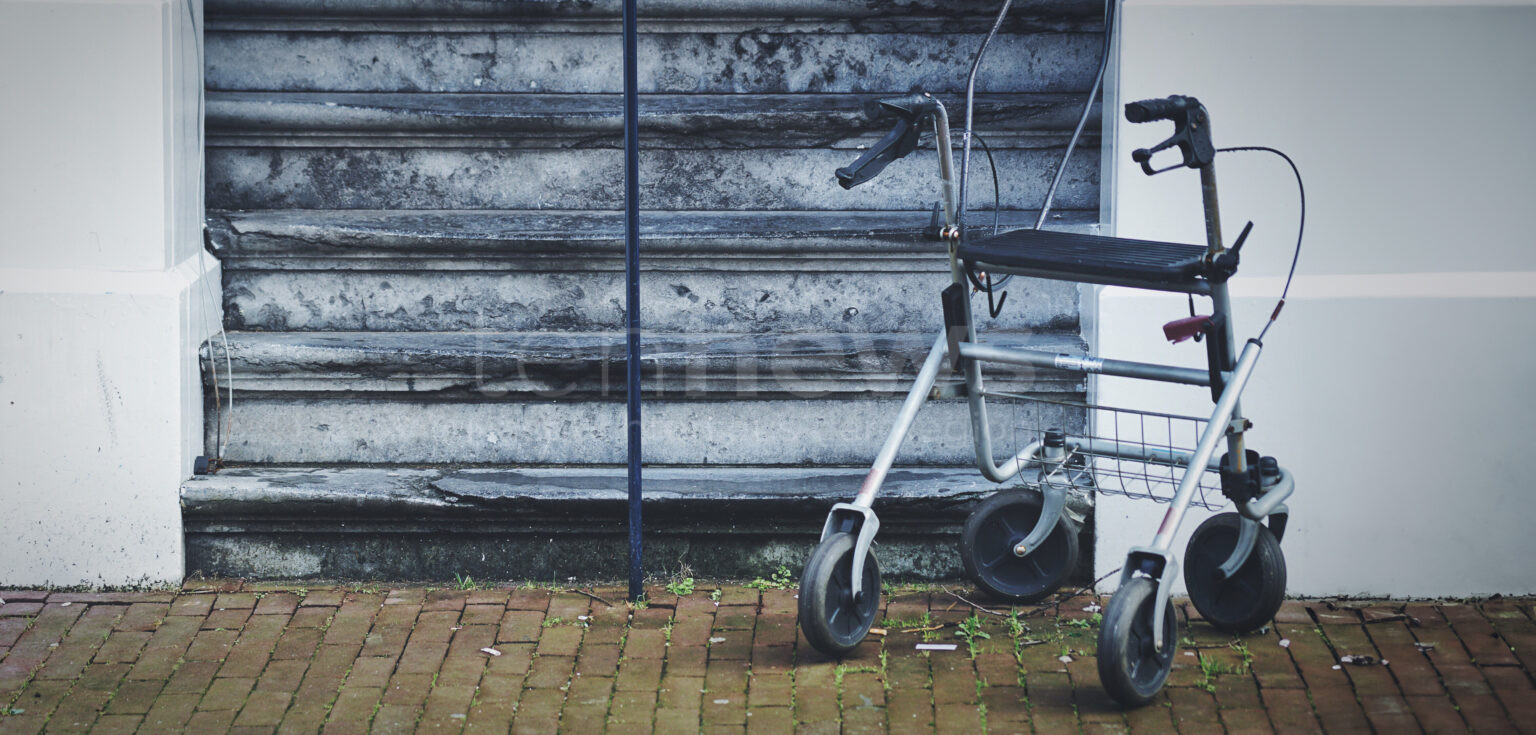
<box><xmin>622</xmin><ymin>0</ymin><xmax>644</xmax><ymax>601</ymax></box>
<box><xmin>1200</xmin><ymin>163</ymin><xmax>1246</xmax><ymax>472</ymax></box>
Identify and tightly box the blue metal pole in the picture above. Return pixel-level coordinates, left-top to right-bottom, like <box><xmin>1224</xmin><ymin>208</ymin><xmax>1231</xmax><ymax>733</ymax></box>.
<box><xmin>622</xmin><ymin>0</ymin><xmax>643</xmax><ymax>602</ymax></box>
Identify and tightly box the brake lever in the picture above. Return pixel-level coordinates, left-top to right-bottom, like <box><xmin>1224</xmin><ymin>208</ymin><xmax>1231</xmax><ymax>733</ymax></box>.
<box><xmin>1131</xmin><ymin>144</ymin><xmax>1187</xmax><ymax>176</ymax></box>
<box><xmin>1127</xmin><ymin>95</ymin><xmax>1216</xmax><ymax>176</ymax></box>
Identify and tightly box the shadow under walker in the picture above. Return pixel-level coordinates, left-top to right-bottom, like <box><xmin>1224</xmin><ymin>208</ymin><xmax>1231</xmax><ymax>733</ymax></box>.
<box><xmin>794</xmin><ymin>7</ymin><xmax>1301</xmax><ymax>709</ymax></box>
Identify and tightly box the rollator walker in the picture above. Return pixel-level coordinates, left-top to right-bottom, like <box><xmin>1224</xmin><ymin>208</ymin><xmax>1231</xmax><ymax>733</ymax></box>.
<box><xmin>795</xmin><ymin>2</ymin><xmax>1300</xmax><ymax>707</ymax></box>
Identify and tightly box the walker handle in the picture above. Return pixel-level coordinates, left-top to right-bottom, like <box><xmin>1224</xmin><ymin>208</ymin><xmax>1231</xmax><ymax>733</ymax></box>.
<box><xmin>835</xmin><ymin>94</ymin><xmax>938</xmax><ymax>189</ymax></box>
<box><xmin>1125</xmin><ymin>95</ymin><xmax>1216</xmax><ymax>175</ymax></box>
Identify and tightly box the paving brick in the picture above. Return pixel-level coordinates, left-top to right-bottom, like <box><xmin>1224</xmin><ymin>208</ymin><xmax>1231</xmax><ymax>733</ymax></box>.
<box><xmin>162</xmin><ymin>660</ymin><xmax>221</xmax><ymax>694</ymax></box>
<box><xmin>50</xmin><ymin>592</ymin><xmax>173</xmax><ymax>604</ymax></box>
<box><xmin>106</xmin><ymin>679</ymin><xmax>166</xmax><ymax>715</ymax></box>
<box><xmin>105</xmin><ymin>602</ymin><xmax>164</xmax><ymax>632</ymax></box>
<box><xmin>254</xmin><ymin>593</ymin><xmax>300</xmax><ymax>616</ymax></box>
<box><xmin>504</xmin><ymin>589</ymin><xmax>551</xmax><ymax>612</ymax></box>
<box><xmin>419</xmin><ymin>687</ymin><xmax>478</xmax><ymax>731</ymax></box>
<box><xmin>1258</xmin><ymin>687</ymin><xmax>1321</xmax><ymax>734</ymax></box>
<box><xmin>0</xmin><ymin>590</ymin><xmax>49</xmax><ymax>602</ymax></box>
<box><xmin>793</xmin><ymin>667</ymin><xmax>840</xmax><ymax>725</ymax></box>
<box><xmin>526</xmin><ymin>654</ymin><xmax>575</xmax><ymax>690</ymax></box>
<box><xmin>136</xmin><ymin>690</ymin><xmax>201</xmax><ymax>731</ymax></box>
<box><xmin>89</xmin><ymin>714</ymin><xmax>143</xmax><ymax>734</ymax></box>
<box><xmin>394</xmin><ymin>640</ymin><xmax>449</xmax><ymax>675</ymax></box>
<box><xmin>213</xmin><ymin>593</ymin><xmax>259</xmax><ymax>610</ymax></box>
<box><xmin>299</xmin><ymin>589</ymin><xmax>347</xmax><ymax>607</ymax></box>
<box><xmin>575</xmin><ymin>643</ymin><xmax>621</xmax><ymax>678</ymax></box>
<box><xmin>285</xmin><ymin>606</ymin><xmax>333</xmax><ymax>630</ymax></box>
<box><xmin>497</xmin><ymin>610</ymin><xmax>545</xmax><ymax>645</ymax></box>
<box><xmin>12</xmin><ymin>587</ymin><xmax>1536</xmax><ymax>735</ymax></box>
<box><xmin>198</xmin><ymin>676</ymin><xmax>256</xmax><ymax>711</ymax></box>
<box><xmin>535</xmin><ymin>624</ymin><xmax>582</xmax><ymax>658</ymax></box>
<box><xmin>513</xmin><ymin>687</ymin><xmax>565</xmax><ymax>733</ymax></box>
<box><xmin>184</xmin><ymin>708</ymin><xmax>238</xmax><ymax>732</ymax></box>
<box><xmin>1307</xmin><ymin>685</ymin><xmax>1372</xmax><ymax>733</ymax></box>
<box><xmin>143</xmin><ymin>614</ymin><xmax>201</xmax><ymax>651</ymax></box>
<box><xmin>271</xmin><ymin>626</ymin><xmax>324</xmax><ymax>660</ymax></box>
<box><xmin>360</xmin><ymin>625</ymin><xmax>412</xmax><ymax>659</ymax></box>
<box><xmin>1406</xmin><ymin>694</ymin><xmax>1472</xmax><ymax>734</ymax></box>
<box><xmin>255</xmin><ymin>658</ymin><xmax>310</xmax><ymax>694</ymax></box>
<box><xmin>1454</xmin><ymin>692</ymin><xmax>1517</xmax><ymax>734</ymax></box>
<box><xmin>185</xmin><ymin>628</ymin><xmax>239</xmax><ymax>662</ymax></box>
<box><xmin>168</xmin><ymin>595</ymin><xmax>215</xmax><ymax>617</ymax></box>
<box><xmin>1359</xmin><ymin>693</ymin><xmax>1419</xmax><ymax>733</ymax></box>
<box><xmin>234</xmin><ymin>689</ymin><xmax>293</xmax><ymax>727</ymax></box>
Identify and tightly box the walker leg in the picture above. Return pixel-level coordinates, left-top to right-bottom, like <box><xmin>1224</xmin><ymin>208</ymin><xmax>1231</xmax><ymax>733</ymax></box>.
<box><xmin>850</xmin><ymin>331</ymin><xmax>949</xmax><ymax>508</ymax></box>
<box><xmin>822</xmin><ymin>331</ymin><xmax>948</xmax><ymax>596</ymax></box>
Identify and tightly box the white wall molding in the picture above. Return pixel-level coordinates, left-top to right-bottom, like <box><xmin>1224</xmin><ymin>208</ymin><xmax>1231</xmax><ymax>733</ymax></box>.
<box><xmin>0</xmin><ymin>0</ymin><xmax>209</xmax><ymax>588</ymax></box>
<box><xmin>1100</xmin><ymin>1</ymin><xmax>1536</xmax><ymax>597</ymax></box>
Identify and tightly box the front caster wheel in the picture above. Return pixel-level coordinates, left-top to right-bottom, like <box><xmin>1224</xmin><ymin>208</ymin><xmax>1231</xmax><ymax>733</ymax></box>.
<box><xmin>798</xmin><ymin>531</ymin><xmax>881</xmax><ymax>657</ymax></box>
<box><xmin>1184</xmin><ymin>512</ymin><xmax>1286</xmax><ymax>633</ymax></box>
<box><xmin>1097</xmin><ymin>577</ymin><xmax>1177</xmax><ymax>707</ymax></box>
<box><xmin>960</xmin><ymin>490</ymin><xmax>1078</xmax><ymax>602</ymax></box>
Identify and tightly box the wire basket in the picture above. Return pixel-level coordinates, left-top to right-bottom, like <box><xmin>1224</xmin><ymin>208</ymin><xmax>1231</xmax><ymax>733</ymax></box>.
<box><xmin>992</xmin><ymin>391</ymin><xmax>1228</xmax><ymax>511</ymax></box>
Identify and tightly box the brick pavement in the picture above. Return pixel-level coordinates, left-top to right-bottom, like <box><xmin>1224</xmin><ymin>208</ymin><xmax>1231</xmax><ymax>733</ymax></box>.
<box><xmin>0</xmin><ymin>581</ymin><xmax>1532</xmax><ymax>733</ymax></box>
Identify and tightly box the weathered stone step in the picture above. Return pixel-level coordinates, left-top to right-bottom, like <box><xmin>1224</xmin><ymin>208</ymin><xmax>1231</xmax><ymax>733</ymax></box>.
<box><xmin>181</xmin><ymin>465</ymin><xmax>1095</xmax><ymax>581</ymax></box>
<box><xmin>211</xmin><ymin>329</ymin><xmax>1086</xmax><ymax>395</ymax></box>
<box><xmin>206</xmin><ymin>91</ymin><xmax>1098</xmax><ymax>148</ymax></box>
<box><xmin>208</xmin><ymin>209</ymin><xmax>1097</xmax><ymax>270</ymax></box>
<box><xmin>207</xmin><ymin>141</ymin><xmax>1097</xmax><ymax>211</ymax></box>
<box><xmin>207</xmin><ymin>0</ymin><xmax>1103</xmax><ymax>22</ymax></box>
<box><xmin>221</xmin><ymin>261</ymin><xmax>1081</xmax><ymax>333</ymax></box>
<box><xmin>206</xmin><ymin>27</ymin><xmax>1103</xmax><ymax>95</ymax></box>
<box><xmin>208</xmin><ymin>387</ymin><xmax>1085</xmax><ymax>465</ymax></box>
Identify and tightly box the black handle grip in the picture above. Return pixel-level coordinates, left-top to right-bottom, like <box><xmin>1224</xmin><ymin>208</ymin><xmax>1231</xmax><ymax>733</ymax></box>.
<box><xmin>836</xmin><ymin>117</ymin><xmax>920</xmax><ymax>189</ymax></box>
<box><xmin>1122</xmin><ymin>95</ymin><xmax>1216</xmax><ymax>175</ymax></box>
<box><xmin>1125</xmin><ymin>96</ymin><xmax>1194</xmax><ymax>124</ymax></box>
<box><xmin>835</xmin><ymin>93</ymin><xmax>939</xmax><ymax>189</ymax></box>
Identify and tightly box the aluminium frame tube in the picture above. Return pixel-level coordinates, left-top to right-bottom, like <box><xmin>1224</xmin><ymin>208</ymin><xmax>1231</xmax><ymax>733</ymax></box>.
<box><xmin>957</xmin><ymin>342</ymin><xmax>1211</xmax><ymax>387</ymax></box>
<box><xmin>1150</xmin><ymin>339</ymin><xmax>1264</xmax><ymax>551</ymax></box>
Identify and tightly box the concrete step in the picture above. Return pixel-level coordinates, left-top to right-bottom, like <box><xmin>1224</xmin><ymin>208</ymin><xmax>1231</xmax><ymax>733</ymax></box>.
<box><xmin>221</xmin><ymin>266</ymin><xmax>1081</xmax><ymax>333</ymax></box>
<box><xmin>181</xmin><ymin>465</ymin><xmax>1095</xmax><ymax>581</ymax></box>
<box><xmin>208</xmin><ymin>208</ymin><xmax>1097</xmax><ymax>269</ymax></box>
<box><xmin>208</xmin><ymin>388</ymin><xmax>1086</xmax><ymax>465</ymax></box>
<box><xmin>206</xmin><ymin>138</ymin><xmax>1097</xmax><ymax>211</ymax></box>
<box><xmin>206</xmin><ymin>21</ymin><xmax>1104</xmax><ymax>96</ymax></box>
<box><xmin>206</xmin><ymin>329</ymin><xmax>1089</xmax><ymax>465</ymax></box>
<box><xmin>210</xmin><ymin>329</ymin><xmax>1087</xmax><ymax>395</ymax></box>
<box><xmin>206</xmin><ymin>0</ymin><xmax>1104</xmax><ymax>22</ymax></box>
<box><xmin>212</xmin><ymin>210</ymin><xmax>1089</xmax><ymax>333</ymax></box>
<box><xmin>206</xmin><ymin>91</ymin><xmax>1100</xmax><ymax>148</ymax></box>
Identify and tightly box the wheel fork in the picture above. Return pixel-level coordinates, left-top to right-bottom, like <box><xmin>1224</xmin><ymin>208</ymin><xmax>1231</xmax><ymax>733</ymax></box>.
<box><xmin>1118</xmin><ymin>548</ymin><xmax>1180</xmax><ymax>652</ymax></box>
<box><xmin>820</xmin><ymin>503</ymin><xmax>881</xmax><ymax>599</ymax></box>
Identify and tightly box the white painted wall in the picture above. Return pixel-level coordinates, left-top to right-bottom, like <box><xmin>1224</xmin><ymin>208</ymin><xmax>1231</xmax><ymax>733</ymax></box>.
<box><xmin>0</xmin><ymin>0</ymin><xmax>213</xmax><ymax>587</ymax></box>
<box><xmin>1097</xmin><ymin>0</ymin><xmax>1536</xmax><ymax>597</ymax></box>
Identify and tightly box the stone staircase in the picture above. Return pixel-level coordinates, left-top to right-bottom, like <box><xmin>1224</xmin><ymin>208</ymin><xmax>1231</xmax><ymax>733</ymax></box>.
<box><xmin>184</xmin><ymin>0</ymin><xmax>1107</xmax><ymax>582</ymax></box>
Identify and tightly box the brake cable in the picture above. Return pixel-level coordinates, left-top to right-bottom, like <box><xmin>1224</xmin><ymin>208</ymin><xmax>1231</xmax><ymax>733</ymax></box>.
<box><xmin>1216</xmin><ymin>146</ymin><xmax>1306</xmax><ymax>342</ymax></box>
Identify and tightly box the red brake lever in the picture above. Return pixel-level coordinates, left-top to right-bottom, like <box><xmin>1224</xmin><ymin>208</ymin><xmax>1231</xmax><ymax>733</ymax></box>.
<box><xmin>1162</xmin><ymin>314</ymin><xmax>1213</xmax><ymax>344</ymax></box>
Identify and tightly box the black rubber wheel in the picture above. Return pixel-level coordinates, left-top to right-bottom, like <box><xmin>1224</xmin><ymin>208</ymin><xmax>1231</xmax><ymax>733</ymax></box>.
<box><xmin>1184</xmin><ymin>512</ymin><xmax>1287</xmax><ymax>633</ymax></box>
<box><xmin>1097</xmin><ymin>576</ymin><xmax>1178</xmax><ymax>707</ymax></box>
<box><xmin>797</xmin><ymin>531</ymin><xmax>881</xmax><ymax>657</ymax></box>
<box><xmin>960</xmin><ymin>490</ymin><xmax>1079</xmax><ymax>602</ymax></box>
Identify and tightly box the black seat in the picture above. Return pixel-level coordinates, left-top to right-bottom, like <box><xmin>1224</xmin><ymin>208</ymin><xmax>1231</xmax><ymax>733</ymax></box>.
<box><xmin>959</xmin><ymin>228</ymin><xmax>1211</xmax><ymax>292</ymax></box>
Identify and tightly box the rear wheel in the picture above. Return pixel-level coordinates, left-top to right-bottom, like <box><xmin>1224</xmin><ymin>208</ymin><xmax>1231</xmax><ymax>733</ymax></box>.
<box><xmin>1097</xmin><ymin>577</ymin><xmax>1177</xmax><ymax>707</ymax></box>
<box><xmin>1184</xmin><ymin>512</ymin><xmax>1286</xmax><ymax>633</ymax></box>
<box><xmin>798</xmin><ymin>531</ymin><xmax>881</xmax><ymax>657</ymax></box>
<box><xmin>960</xmin><ymin>489</ymin><xmax>1078</xmax><ymax>602</ymax></box>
